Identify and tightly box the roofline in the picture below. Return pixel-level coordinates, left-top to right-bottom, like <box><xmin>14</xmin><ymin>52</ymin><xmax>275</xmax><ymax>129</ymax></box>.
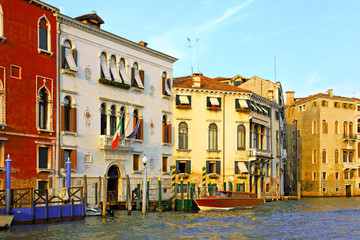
<box><xmin>28</xmin><ymin>0</ymin><xmax>59</xmax><ymax>12</ymax></box>
<box><xmin>285</xmin><ymin>93</ymin><xmax>360</xmax><ymax>107</ymax></box>
<box><xmin>56</xmin><ymin>13</ymin><xmax>178</xmax><ymax>63</ymax></box>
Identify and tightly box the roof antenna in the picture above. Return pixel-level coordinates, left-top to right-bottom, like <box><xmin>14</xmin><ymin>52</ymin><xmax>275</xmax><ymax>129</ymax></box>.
<box><xmin>187</xmin><ymin>38</ymin><xmax>193</xmax><ymax>75</ymax></box>
<box><xmin>274</xmin><ymin>55</ymin><xmax>277</xmax><ymax>82</ymax></box>
<box><xmin>196</xmin><ymin>38</ymin><xmax>200</xmax><ymax>73</ymax></box>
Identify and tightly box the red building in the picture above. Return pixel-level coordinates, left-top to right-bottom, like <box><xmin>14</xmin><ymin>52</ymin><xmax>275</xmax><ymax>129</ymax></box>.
<box><xmin>0</xmin><ymin>0</ymin><xmax>58</xmax><ymax>189</ymax></box>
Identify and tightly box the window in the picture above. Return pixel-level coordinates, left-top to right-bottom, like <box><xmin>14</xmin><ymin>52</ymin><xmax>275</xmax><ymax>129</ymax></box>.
<box><xmin>10</xmin><ymin>65</ymin><xmax>21</xmax><ymax>79</ymax></box>
<box><xmin>312</xmin><ymin>121</ymin><xmax>317</xmax><ymax>134</ymax></box>
<box><xmin>303</xmin><ymin>104</ymin><xmax>306</xmax><ymax>111</ymax></box>
<box><xmin>292</xmin><ymin>131</ymin><xmax>295</xmax><ymax>139</ymax></box>
<box><xmin>237</xmin><ymin>125</ymin><xmax>246</xmax><ymax>150</ymax></box>
<box><xmin>335</xmin><ymin>172</ymin><xmax>339</xmax><ymax>180</ymax></box>
<box><xmin>334</xmin><ymin>102</ymin><xmax>340</xmax><ymax>108</ymax></box>
<box><xmin>297</xmin><ymin>130</ymin><xmax>301</xmax><ymax>137</ymax></box>
<box><xmin>178</xmin><ymin>122</ymin><xmax>188</xmax><ymax>149</ymax></box>
<box><xmin>343</xmin><ymin>103</ymin><xmax>348</xmax><ymax>109</ymax></box>
<box><xmin>131</xmin><ymin>62</ymin><xmax>144</xmax><ymax>89</ymax></box>
<box><xmin>61</xmin><ymin>149</ymin><xmax>77</xmax><ymax>169</ymax></box>
<box><xmin>343</xmin><ymin>121</ymin><xmax>348</xmax><ymax>136</ymax></box>
<box><xmin>133</xmin><ymin>109</ymin><xmax>143</xmax><ymax>140</ymax></box>
<box><xmin>321</xmin><ymin>100</ymin><xmax>328</xmax><ymax>107</ymax></box>
<box><xmin>312</xmin><ymin>101</ymin><xmax>317</xmax><ymax>107</ymax></box>
<box><xmin>162</xmin><ymin>156</ymin><xmax>168</xmax><ymax>172</ymax></box>
<box><xmin>335</xmin><ymin>150</ymin><xmax>339</xmax><ymax>163</ymax></box>
<box><xmin>100</xmin><ymin>52</ymin><xmax>111</xmax><ymax>80</ymax></box>
<box><xmin>266</xmin><ymin>129</ymin><xmax>270</xmax><ymax>151</ymax></box>
<box><xmin>335</xmin><ymin>121</ymin><xmax>339</xmax><ymax>134</ymax></box>
<box><xmin>312</xmin><ymin>172</ymin><xmax>317</xmax><ymax>180</ymax></box>
<box><xmin>120</xmin><ymin>107</ymin><xmax>126</xmax><ymax>137</ymax></box>
<box><xmin>207</xmin><ymin>97</ymin><xmax>221</xmax><ymax>111</ymax></box>
<box><xmin>322</xmin><ymin>149</ymin><xmax>327</xmax><ymax>163</ymax></box>
<box><xmin>38</xmin><ymin>16</ymin><xmax>51</xmax><ymax>53</ymax></box>
<box><xmin>322</xmin><ymin>172</ymin><xmax>327</xmax><ymax>180</ymax></box>
<box><xmin>63</xmin><ymin>96</ymin><xmax>71</xmax><ymax>131</ymax></box>
<box><xmin>162</xmin><ymin>72</ymin><xmax>171</xmax><ymax>96</ymax></box>
<box><xmin>358</xmin><ymin>142</ymin><xmax>360</xmax><ymax>158</ymax></box>
<box><xmin>299</xmin><ymin>106</ymin><xmax>302</xmax><ymax>112</ymax></box>
<box><xmin>39</xmin><ymin>146</ymin><xmax>49</xmax><ymax>169</ymax></box>
<box><xmin>342</xmin><ymin>150</ymin><xmax>353</xmax><ymax>163</ymax></box>
<box><xmin>162</xmin><ymin>115</ymin><xmax>171</xmax><ymax>144</ymax></box>
<box><xmin>100</xmin><ymin>103</ymin><xmax>107</xmax><ymax>135</ymax></box>
<box><xmin>0</xmin><ymin>67</ymin><xmax>5</xmax><ymax>125</ymax></box>
<box><xmin>235</xmin><ymin>161</ymin><xmax>249</xmax><ymax>174</ymax></box>
<box><xmin>349</xmin><ymin>122</ymin><xmax>353</xmax><ymax>138</ymax></box>
<box><xmin>208</xmin><ymin>123</ymin><xmax>218</xmax><ymax>150</ymax></box>
<box><xmin>350</xmin><ymin>171</ymin><xmax>354</xmax><ymax>180</ymax></box>
<box><xmin>176</xmin><ymin>95</ymin><xmax>191</xmax><ymax>109</ymax></box>
<box><xmin>38</xmin><ymin>180</ymin><xmax>48</xmax><ymax>196</ymax></box>
<box><xmin>133</xmin><ymin>154</ymin><xmax>140</xmax><ymax>171</ymax></box>
<box><xmin>110</xmin><ymin>55</ymin><xmax>121</xmax><ymax>82</ymax></box>
<box><xmin>206</xmin><ymin>160</ymin><xmax>220</xmax><ymax>174</ymax></box>
<box><xmin>110</xmin><ymin>105</ymin><xmax>117</xmax><ymax>136</ymax></box>
<box><xmin>62</xmin><ymin>40</ymin><xmax>77</xmax><ymax>72</ymax></box>
<box><xmin>358</xmin><ymin>119</ymin><xmax>360</xmax><ymax>134</ymax></box>
<box><xmin>176</xmin><ymin>160</ymin><xmax>191</xmax><ymax>174</ymax></box>
<box><xmin>275</xmin><ymin>111</ymin><xmax>279</xmax><ymax>120</ymax></box>
<box><xmin>38</xmin><ymin>88</ymin><xmax>48</xmax><ymax>129</ymax></box>
<box><xmin>322</xmin><ymin>120</ymin><xmax>328</xmax><ymax>134</ymax></box>
<box><xmin>312</xmin><ymin>149</ymin><xmax>317</xmax><ymax>164</ymax></box>
<box><xmin>119</xmin><ymin>58</ymin><xmax>131</xmax><ymax>85</ymax></box>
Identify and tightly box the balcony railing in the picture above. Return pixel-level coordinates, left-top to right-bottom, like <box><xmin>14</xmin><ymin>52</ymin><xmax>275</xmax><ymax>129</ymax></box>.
<box><xmin>99</xmin><ymin>135</ymin><xmax>133</xmax><ymax>151</ymax></box>
<box><xmin>343</xmin><ymin>162</ymin><xmax>358</xmax><ymax>170</ymax></box>
<box><xmin>247</xmin><ymin>148</ymin><xmax>272</xmax><ymax>158</ymax></box>
<box><xmin>343</xmin><ymin>134</ymin><xmax>357</xmax><ymax>140</ymax></box>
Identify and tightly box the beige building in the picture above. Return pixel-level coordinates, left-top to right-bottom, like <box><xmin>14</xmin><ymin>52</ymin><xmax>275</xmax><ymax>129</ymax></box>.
<box><xmin>285</xmin><ymin>89</ymin><xmax>360</xmax><ymax>196</ymax></box>
<box><xmin>172</xmin><ymin>73</ymin><xmax>284</xmax><ymax>198</ymax></box>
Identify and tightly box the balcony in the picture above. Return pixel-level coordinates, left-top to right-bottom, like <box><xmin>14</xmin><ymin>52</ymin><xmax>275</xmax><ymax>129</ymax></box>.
<box><xmin>343</xmin><ymin>134</ymin><xmax>357</xmax><ymax>142</ymax></box>
<box><xmin>99</xmin><ymin>135</ymin><xmax>133</xmax><ymax>151</ymax></box>
<box><xmin>247</xmin><ymin>148</ymin><xmax>272</xmax><ymax>158</ymax></box>
<box><xmin>343</xmin><ymin>162</ymin><xmax>358</xmax><ymax>170</ymax></box>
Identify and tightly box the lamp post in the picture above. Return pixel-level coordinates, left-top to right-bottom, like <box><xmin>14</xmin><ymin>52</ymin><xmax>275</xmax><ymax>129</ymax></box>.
<box><xmin>142</xmin><ymin>155</ymin><xmax>148</xmax><ymax>215</ymax></box>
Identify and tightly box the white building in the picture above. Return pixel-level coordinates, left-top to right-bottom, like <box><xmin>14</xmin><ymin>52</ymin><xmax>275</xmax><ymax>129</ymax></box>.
<box><xmin>56</xmin><ymin>13</ymin><xmax>177</xmax><ymax>204</ymax></box>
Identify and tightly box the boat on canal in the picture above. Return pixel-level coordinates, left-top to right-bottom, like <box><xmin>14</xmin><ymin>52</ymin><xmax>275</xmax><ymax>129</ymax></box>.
<box><xmin>194</xmin><ymin>191</ymin><xmax>262</xmax><ymax>210</ymax></box>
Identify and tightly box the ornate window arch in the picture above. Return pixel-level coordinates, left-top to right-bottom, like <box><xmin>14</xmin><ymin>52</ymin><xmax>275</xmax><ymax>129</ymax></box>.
<box><xmin>38</xmin><ymin>15</ymin><xmax>51</xmax><ymax>52</ymax></box>
<box><xmin>237</xmin><ymin>125</ymin><xmax>246</xmax><ymax>150</ymax></box>
<box><xmin>208</xmin><ymin>123</ymin><xmax>218</xmax><ymax>150</ymax></box>
<box><xmin>178</xmin><ymin>122</ymin><xmax>188</xmax><ymax>149</ymax></box>
<box><xmin>62</xmin><ymin>39</ymin><xmax>78</xmax><ymax>72</ymax></box>
<box><xmin>100</xmin><ymin>52</ymin><xmax>111</xmax><ymax>80</ymax></box>
<box><xmin>38</xmin><ymin>87</ymin><xmax>49</xmax><ymax>129</ymax></box>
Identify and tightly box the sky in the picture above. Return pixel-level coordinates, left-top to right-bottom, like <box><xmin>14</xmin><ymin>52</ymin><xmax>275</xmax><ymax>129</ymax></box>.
<box><xmin>47</xmin><ymin>0</ymin><xmax>360</xmax><ymax>99</ymax></box>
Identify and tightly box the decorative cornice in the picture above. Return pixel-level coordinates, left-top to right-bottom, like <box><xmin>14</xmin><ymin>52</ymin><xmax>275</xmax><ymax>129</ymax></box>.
<box><xmin>173</xmin><ymin>87</ymin><xmax>252</xmax><ymax>97</ymax></box>
<box><xmin>60</xmin><ymin>88</ymin><xmax>78</xmax><ymax>95</ymax></box>
<box><xmin>56</xmin><ymin>13</ymin><xmax>177</xmax><ymax>64</ymax></box>
<box><xmin>98</xmin><ymin>97</ymin><xmax>129</xmax><ymax>106</ymax></box>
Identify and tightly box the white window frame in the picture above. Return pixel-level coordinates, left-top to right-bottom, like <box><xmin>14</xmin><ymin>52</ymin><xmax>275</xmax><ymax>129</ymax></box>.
<box><xmin>36</xmin><ymin>141</ymin><xmax>54</xmax><ymax>173</ymax></box>
<box><xmin>119</xmin><ymin>58</ymin><xmax>131</xmax><ymax>85</ymax></box>
<box><xmin>100</xmin><ymin>52</ymin><xmax>111</xmax><ymax>80</ymax></box>
<box><xmin>37</xmin><ymin>15</ymin><xmax>52</xmax><ymax>55</ymax></box>
<box><xmin>63</xmin><ymin>40</ymin><xmax>78</xmax><ymax>72</ymax></box>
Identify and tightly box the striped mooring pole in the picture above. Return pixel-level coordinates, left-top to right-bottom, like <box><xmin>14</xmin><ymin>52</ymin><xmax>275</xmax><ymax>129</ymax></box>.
<box><xmin>137</xmin><ymin>179</ymin><xmax>140</xmax><ymax>210</ymax></box>
<box><xmin>171</xmin><ymin>165</ymin><xmax>176</xmax><ymax>210</ymax></box>
<box><xmin>158</xmin><ymin>177</ymin><xmax>162</xmax><ymax>212</ymax></box>
<box><xmin>236</xmin><ymin>178</ymin><xmax>241</xmax><ymax>192</ymax></box>
<box><xmin>202</xmin><ymin>166</ymin><xmax>206</xmax><ymax>196</ymax></box>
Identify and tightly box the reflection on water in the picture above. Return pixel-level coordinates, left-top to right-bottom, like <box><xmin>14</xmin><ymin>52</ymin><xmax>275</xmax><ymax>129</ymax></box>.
<box><xmin>1</xmin><ymin>197</ymin><xmax>360</xmax><ymax>239</ymax></box>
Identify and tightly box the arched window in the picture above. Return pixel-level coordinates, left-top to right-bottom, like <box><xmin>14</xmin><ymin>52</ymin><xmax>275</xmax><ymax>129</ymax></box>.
<box><xmin>335</xmin><ymin>149</ymin><xmax>339</xmax><ymax>163</ymax></box>
<box><xmin>237</xmin><ymin>125</ymin><xmax>246</xmax><ymax>150</ymax></box>
<box><xmin>120</xmin><ymin>106</ymin><xmax>126</xmax><ymax>137</ymax></box>
<box><xmin>162</xmin><ymin>115</ymin><xmax>168</xmax><ymax>143</ymax></box>
<box><xmin>62</xmin><ymin>40</ymin><xmax>77</xmax><ymax>71</ymax></box>
<box><xmin>110</xmin><ymin>105</ymin><xmax>117</xmax><ymax>135</ymax></box>
<box><xmin>178</xmin><ymin>122</ymin><xmax>188</xmax><ymax>149</ymax></box>
<box><xmin>38</xmin><ymin>16</ymin><xmax>50</xmax><ymax>51</ymax></box>
<box><xmin>322</xmin><ymin>120</ymin><xmax>328</xmax><ymax>134</ymax></box>
<box><xmin>133</xmin><ymin>109</ymin><xmax>142</xmax><ymax>140</ymax></box>
<box><xmin>349</xmin><ymin>122</ymin><xmax>353</xmax><ymax>138</ymax></box>
<box><xmin>64</xmin><ymin>96</ymin><xmax>71</xmax><ymax>131</ymax></box>
<box><xmin>208</xmin><ymin>123</ymin><xmax>218</xmax><ymax>150</ymax></box>
<box><xmin>357</xmin><ymin>119</ymin><xmax>360</xmax><ymax>134</ymax></box>
<box><xmin>100</xmin><ymin>52</ymin><xmax>110</xmax><ymax>80</ymax></box>
<box><xmin>100</xmin><ymin>103</ymin><xmax>107</xmax><ymax>135</ymax></box>
<box><xmin>343</xmin><ymin>121</ymin><xmax>348</xmax><ymax>137</ymax></box>
<box><xmin>119</xmin><ymin>58</ymin><xmax>130</xmax><ymax>85</ymax></box>
<box><xmin>39</xmin><ymin>88</ymin><xmax>48</xmax><ymax>129</ymax></box>
<box><xmin>0</xmin><ymin>4</ymin><xmax>3</xmax><ymax>38</ymax></box>
<box><xmin>312</xmin><ymin>121</ymin><xmax>317</xmax><ymax>134</ymax></box>
<box><xmin>132</xmin><ymin>62</ymin><xmax>144</xmax><ymax>89</ymax></box>
<box><xmin>162</xmin><ymin>71</ymin><xmax>171</xmax><ymax>96</ymax></box>
<box><xmin>335</xmin><ymin>121</ymin><xmax>338</xmax><ymax>134</ymax></box>
<box><xmin>110</xmin><ymin>55</ymin><xmax>121</xmax><ymax>82</ymax></box>
<box><xmin>322</xmin><ymin>149</ymin><xmax>327</xmax><ymax>163</ymax></box>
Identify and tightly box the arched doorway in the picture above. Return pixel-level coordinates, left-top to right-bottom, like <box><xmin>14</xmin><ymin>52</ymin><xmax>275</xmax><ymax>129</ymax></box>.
<box><xmin>107</xmin><ymin>165</ymin><xmax>120</xmax><ymax>204</ymax></box>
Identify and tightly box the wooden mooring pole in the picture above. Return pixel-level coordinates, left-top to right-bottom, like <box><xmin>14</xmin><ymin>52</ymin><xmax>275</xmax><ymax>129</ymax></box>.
<box><xmin>102</xmin><ymin>174</ymin><xmax>106</xmax><ymax>217</ymax></box>
<box><xmin>126</xmin><ymin>175</ymin><xmax>131</xmax><ymax>215</ymax></box>
<box><xmin>83</xmin><ymin>175</ymin><xmax>87</xmax><ymax>204</ymax></box>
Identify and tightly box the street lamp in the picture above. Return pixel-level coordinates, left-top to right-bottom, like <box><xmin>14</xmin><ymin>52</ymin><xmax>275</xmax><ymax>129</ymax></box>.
<box><xmin>142</xmin><ymin>155</ymin><xmax>148</xmax><ymax>215</ymax></box>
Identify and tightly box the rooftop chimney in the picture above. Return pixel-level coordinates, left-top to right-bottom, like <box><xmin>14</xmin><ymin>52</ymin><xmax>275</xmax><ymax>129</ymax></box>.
<box><xmin>192</xmin><ymin>73</ymin><xmax>202</xmax><ymax>88</ymax></box>
<box><xmin>286</xmin><ymin>91</ymin><xmax>295</xmax><ymax>105</ymax></box>
<box><xmin>327</xmin><ymin>89</ymin><xmax>333</xmax><ymax>97</ymax></box>
<box><xmin>139</xmin><ymin>41</ymin><xmax>148</xmax><ymax>47</ymax></box>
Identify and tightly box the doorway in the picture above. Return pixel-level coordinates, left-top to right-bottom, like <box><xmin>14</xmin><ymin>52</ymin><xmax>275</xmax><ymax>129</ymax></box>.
<box><xmin>107</xmin><ymin>165</ymin><xmax>120</xmax><ymax>204</ymax></box>
<box><xmin>345</xmin><ymin>185</ymin><xmax>351</xmax><ymax>197</ymax></box>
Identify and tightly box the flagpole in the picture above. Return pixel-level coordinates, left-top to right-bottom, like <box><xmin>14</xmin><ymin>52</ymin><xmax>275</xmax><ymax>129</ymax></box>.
<box><xmin>121</xmin><ymin>113</ymin><xmax>134</xmax><ymax>139</ymax></box>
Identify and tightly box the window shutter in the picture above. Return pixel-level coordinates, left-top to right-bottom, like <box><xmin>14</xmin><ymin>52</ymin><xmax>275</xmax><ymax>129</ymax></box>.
<box><xmin>176</xmin><ymin>160</ymin><xmax>179</xmax><ymax>174</ymax></box>
<box><xmin>235</xmin><ymin>99</ymin><xmax>240</xmax><ymax>109</ymax></box>
<box><xmin>61</xmin><ymin>149</ymin><xmax>65</xmax><ymax>169</ymax></box>
<box><xmin>139</xmin><ymin>70</ymin><xmax>145</xmax><ymax>87</ymax></box>
<box><xmin>133</xmin><ymin>117</ymin><xmax>137</xmax><ymax>139</ymax></box>
<box><xmin>188</xmin><ymin>96</ymin><xmax>191</xmax><ymax>106</ymax></box>
<box><xmin>175</xmin><ymin>95</ymin><xmax>180</xmax><ymax>105</ymax></box>
<box><xmin>61</xmin><ymin>46</ymin><xmax>66</xmax><ymax>69</ymax></box>
<box><xmin>162</xmin><ymin>77</ymin><xmax>166</xmax><ymax>95</ymax></box>
<box><xmin>358</xmin><ymin>143</ymin><xmax>360</xmax><ymax>158</ymax></box>
<box><xmin>235</xmin><ymin>161</ymin><xmax>239</xmax><ymax>174</ymax></box>
<box><xmin>207</xmin><ymin>97</ymin><xmax>211</xmax><ymax>107</ymax></box>
<box><xmin>246</xmin><ymin>100</ymin><xmax>251</xmax><ymax>110</ymax></box>
<box><xmin>187</xmin><ymin>160</ymin><xmax>191</xmax><ymax>174</ymax></box>
<box><xmin>245</xmin><ymin>162</ymin><xmax>250</xmax><ymax>174</ymax></box>
<box><xmin>61</xmin><ymin>106</ymin><xmax>65</xmax><ymax>131</ymax></box>
<box><xmin>71</xmin><ymin>149</ymin><xmax>77</xmax><ymax>169</ymax></box>
<box><xmin>167</xmin><ymin>124</ymin><xmax>172</xmax><ymax>144</ymax></box>
<box><xmin>216</xmin><ymin>161</ymin><xmax>221</xmax><ymax>175</ymax></box>
<box><xmin>217</xmin><ymin>97</ymin><xmax>221</xmax><ymax>108</ymax></box>
<box><xmin>206</xmin><ymin>161</ymin><xmax>209</xmax><ymax>174</ymax></box>
<box><xmin>131</xmin><ymin>67</ymin><xmax>135</xmax><ymax>87</ymax></box>
<box><xmin>139</xmin><ymin>119</ymin><xmax>144</xmax><ymax>140</ymax></box>
<box><xmin>71</xmin><ymin>107</ymin><xmax>77</xmax><ymax>132</ymax></box>
<box><xmin>162</xmin><ymin>122</ymin><xmax>166</xmax><ymax>143</ymax></box>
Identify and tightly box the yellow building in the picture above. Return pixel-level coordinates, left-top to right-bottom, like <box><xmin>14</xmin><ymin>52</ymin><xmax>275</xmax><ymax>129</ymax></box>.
<box><xmin>285</xmin><ymin>89</ymin><xmax>360</xmax><ymax>196</ymax></box>
<box><xmin>172</xmin><ymin>73</ymin><xmax>284</xmax><ymax>198</ymax></box>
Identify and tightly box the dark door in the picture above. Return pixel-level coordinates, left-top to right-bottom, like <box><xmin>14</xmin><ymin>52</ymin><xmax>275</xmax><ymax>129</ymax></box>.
<box><xmin>346</xmin><ymin>185</ymin><xmax>351</xmax><ymax>197</ymax></box>
<box><xmin>107</xmin><ymin>165</ymin><xmax>120</xmax><ymax>203</ymax></box>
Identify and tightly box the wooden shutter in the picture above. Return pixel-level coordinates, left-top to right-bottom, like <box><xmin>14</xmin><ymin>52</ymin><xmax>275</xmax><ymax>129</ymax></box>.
<box><xmin>206</xmin><ymin>161</ymin><xmax>209</xmax><ymax>174</ymax></box>
<box><xmin>162</xmin><ymin>122</ymin><xmax>166</xmax><ymax>143</ymax></box>
<box><xmin>207</xmin><ymin>97</ymin><xmax>211</xmax><ymax>107</ymax></box>
<box><xmin>217</xmin><ymin>97</ymin><xmax>221</xmax><ymax>108</ymax></box>
<box><xmin>139</xmin><ymin>119</ymin><xmax>143</xmax><ymax>140</ymax></box>
<box><xmin>176</xmin><ymin>160</ymin><xmax>179</xmax><ymax>174</ymax></box>
<box><xmin>187</xmin><ymin>160</ymin><xmax>191</xmax><ymax>174</ymax></box>
<box><xmin>188</xmin><ymin>96</ymin><xmax>191</xmax><ymax>106</ymax></box>
<box><xmin>139</xmin><ymin>70</ymin><xmax>145</xmax><ymax>87</ymax></box>
<box><xmin>175</xmin><ymin>95</ymin><xmax>180</xmax><ymax>105</ymax></box>
<box><xmin>167</xmin><ymin>124</ymin><xmax>172</xmax><ymax>144</ymax></box>
<box><xmin>71</xmin><ymin>149</ymin><xmax>77</xmax><ymax>169</ymax></box>
<box><xmin>71</xmin><ymin>107</ymin><xmax>77</xmax><ymax>132</ymax></box>
<box><xmin>61</xmin><ymin>106</ymin><xmax>65</xmax><ymax>131</ymax></box>
<box><xmin>358</xmin><ymin>143</ymin><xmax>360</xmax><ymax>158</ymax></box>
<box><xmin>235</xmin><ymin>161</ymin><xmax>239</xmax><ymax>174</ymax></box>
<box><xmin>61</xmin><ymin>149</ymin><xmax>65</xmax><ymax>169</ymax></box>
<box><xmin>162</xmin><ymin>77</ymin><xmax>166</xmax><ymax>95</ymax></box>
<box><xmin>131</xmin><ymin>67</ymin><xmax>135</xmax><ymax>87</ymax></box>
<box><xmin>216</xmin><ymin>161</ymin><xmax>221</xmax><ymax>175</ymax></box>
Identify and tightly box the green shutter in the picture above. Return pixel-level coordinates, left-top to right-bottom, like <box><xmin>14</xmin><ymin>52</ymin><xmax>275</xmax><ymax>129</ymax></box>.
<box><xmin>207</xmin><ymin>97</ymin><xmax>211</xmax><ymax>107</ymax></box>
<box><xmin>235</xmin><ymin>161</ymin><xmax>239</xmax><ymax>174</ymax></box>
<box><xmin>235</xmin><ymin>99</ymin><xmax>240</xmax><ymax>109</ymax></box>
<box><xmin>187</xmin><ymin>160</ymin><xmax>191</xmax><ymax>174</ymax></box>
<box><xmin>176</xmin><ymin>160</ymin><xmax>179</xmax><ymax>174</ymax></box>
<box><xmin>188</xmin><ymin>96</ymin><xmax>191</xmax><ymax>106</ymax></box>
<box><xmin>176</xmin><ymin>95</ymin><xmax>180</xmax><ymax>105</ymax></box>
<box><xmin>206</xmin><ymin>161</ymin><xmax>209</xmax><ymax>174</ymax></box>
<box><xmin>216</xmin><ymin>161</ymin><xmax>221</xmax><ymax>175</ymax></box>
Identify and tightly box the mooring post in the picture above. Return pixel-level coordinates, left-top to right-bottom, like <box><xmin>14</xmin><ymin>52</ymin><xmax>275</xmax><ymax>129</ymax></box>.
<box><xmin>102</xmin><ymin>174</ymin><xmax>106</xmax><ymax>217</ymax></box>
<box><xmin>98</xmin><ymin>176</ymin><xmax>102</xmax><ymax>206</ymax></box>
<box><xmin>181</xmin><ymin>177</ymin><xmax>184</xmax><ymax>211</ymax></box>
<box><xmin>147</xmin><ymin>178</ymin><xmax>150</xmax><ymax>210</ymax></box>
<box><xmin>5</xmin><ymin>154</ymin><xmax>12</xmax><ymax>215</ymax></box>
<box><xmin>83</xmin><ymin>175</ymin><xmax>87</xmax><ymax>204</ymax></box>
<box><xmin>223</xmin><ymin>179</ymin><xmax>226</xmax><ymax>191</ymax></box>
<box><xmin>171</xmin><ymin>165</ymin><xmax>176</xmax><ymax>211</ymax></box>
<box><xmin>95</xmin><ymin>180</ymin><xmax>98</xmax><ymax>205</ymax></box>
<box><xmin>158</xmin><ymin>177</ymin><xmax>162</xmax><ymax>212</ymax></box>
<box><xmin>202</xmin><ymin>166</ymin><xmax>206</xmax><ymax>196</ymax></box>
<box><xmin>136</xmin><ymin>179</ymin><xmax>140</xmax><ymax>210</ymax></box>
<box><xmin>126</xmin><ymin>175</ymin><xmax>131</xmax><ymax>215</ymax></box>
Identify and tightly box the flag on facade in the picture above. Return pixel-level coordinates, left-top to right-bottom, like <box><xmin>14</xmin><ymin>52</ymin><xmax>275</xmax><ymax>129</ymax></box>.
<box><xmin>111</xmin><ymin>118</ymin><xmax>123</xmax><ymax>149</ymax></box>
<box><xmin>126</xmin><ymin>121</ymin><xmax>140</xmax><ymax>139</ymax></box>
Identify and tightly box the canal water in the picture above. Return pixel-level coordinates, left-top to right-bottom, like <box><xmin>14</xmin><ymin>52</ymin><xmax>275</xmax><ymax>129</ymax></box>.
<box><xmin>1</xmin><ymin>197</ymin><xmax>360</xmax><ymax>239</ymax></box>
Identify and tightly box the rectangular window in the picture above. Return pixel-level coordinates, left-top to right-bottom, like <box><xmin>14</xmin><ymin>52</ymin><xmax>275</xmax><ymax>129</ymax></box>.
<box><xmin>176</xmin><ymin>95</ymin><xmax>191</xmax><ymax>109</ymax></box>
<box><xmin>334</xmin><ymin>102</ymin><xmax>340</xmax><ymax>108</ymax></box>
<box><xmin>297</xmin><ymin>130</ymin><xmax>300</xmax><ymax>137</ymax></box>
<box><xmin>335</xmin><ymin>172</ymin><xmax>339</xmax><ymax>180</ymax></box>
<box><xmin>357</xmin><ymin>105</ymin><xmax>360</xmax><ymax>111</ymax></box>
<box><xmin>162</xmin><ymin>156</ymin><xmax>168</xmax><ymax>172</ymax></box>
<box><xmin>350</xmin><ymin>171</ymin><xmax>354</xmax><ymax>180</ymax></box>
<box><xmin>275</xmin><ymin>111</ymin><xmax>279</xmax><ymax>120</ymax></box>
<box><xmin>292</xmin><ymin>131</ymin><xmax>295</xmax><ymax>139</ymax></box>
<box><xmin>39</xmin><ymin>147</ymin><xmax>49</xmax><ymax>169</ymax></box>
<box><xmin>312</xmin><ymin>101</ymin><xmax>317</xmax><ymax>107</ymax></box>
<box><xmin>312</xmin><ymin>149</ymin><xmax>317</xmax><ymax>164</ymax></box>
<box><xmin>207</xmin><ymin>97</ymin><xmax>221</xmax><ymax>110</ymax></box>
<box><xmin>38</xmin><ymin>180</ymin><xmax>48</xmax><ymax>196</ymax></box>
<box><xmin>343</xmin><ymin>103</ymin><xmax>348</xmax><ymax>109</ymax></box>
<box><xmin>206</xmin><ymin>160</ymin><xmax>221</xmax><ymax>174</ymax></box>
<box><xmin>312</xmin><ymin>172</ymin><xmax>316</xmax><ymax>180</ymax></box>
<box><xmin>321</xmin><ymin>100</ymin><xmax>328</xmax><ymax>107</ymax></box>
<box><xmin>176</xmin><ymin>160</ymin><xmax>191</xmax><ymax>174</ymax></box>
<box><xmin>10</xmin><ymin>65</ymin><xmax>21</xmax><ymax>79</ymax></box>
<box><xmin>322</xmin><ymin>172</ymin><xmax>327</xmax><ymax>180</ymax></box>
<box><xmin>343</xmin><ymin>151</ymin><xmax>348</xmax><ymax>163</ymax></box>
<box><xmin>133</xmin><ymin>154</ymin><xmax>140</xmax><ymax>171</ymax></box>
<box><xmin>344</xmin><ymin>172</ymin><xmax>349</xmax><ymax>180</ymax></box>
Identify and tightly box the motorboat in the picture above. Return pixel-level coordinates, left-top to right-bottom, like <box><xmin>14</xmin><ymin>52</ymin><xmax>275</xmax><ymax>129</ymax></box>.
<box><xmin>194</xmin><ymin>191</ymin><xmax>262</xmax><ymax>210</ymax></box>
<box><xmin>85</xmin><ymin>202</ymin><xmax>114</xmax><ymax>216</ymax></box>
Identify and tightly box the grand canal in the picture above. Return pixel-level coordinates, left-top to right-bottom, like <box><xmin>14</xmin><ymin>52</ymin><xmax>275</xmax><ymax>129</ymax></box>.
<box><xmin>1</xmin><ymin>197</ymin><xmax>360</xmax><ymax>239</ymax></box>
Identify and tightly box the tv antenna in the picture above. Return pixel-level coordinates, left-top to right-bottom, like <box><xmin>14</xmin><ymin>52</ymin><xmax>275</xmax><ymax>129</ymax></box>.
<box><xmin>196</xmin><ymin>38</ymin><xmax>200</xmax><ymax>73</ymax></box>
<box><xmin>187</xmin><ymin>38</ymin><xmax>193</xmax><ymax>75</ymax></box>
<box><xmin>274</xmin><ymin>55</ymin><xmax>277</xmax><ymax>82</ymax></box>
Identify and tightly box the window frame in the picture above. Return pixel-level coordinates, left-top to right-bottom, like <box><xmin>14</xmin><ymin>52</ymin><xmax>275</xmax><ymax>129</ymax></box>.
<box><xmin>37</xmin><ymin>15</ymin><xmax>52</xmax><ymax>55</ymax></box>
<box><xmin>237</xmin><ymin>125</ymin><xmax>246</xmax><ymax>150</ymax></box>
<box><xmin>178</xmin><ymin>122</ymin><xmax>189</xmax><ymax>150</ymax></box>
<box><xmin>208</xmin><ymin>123</ymin><xmax>218</xmax><ymax>151</ymax></box>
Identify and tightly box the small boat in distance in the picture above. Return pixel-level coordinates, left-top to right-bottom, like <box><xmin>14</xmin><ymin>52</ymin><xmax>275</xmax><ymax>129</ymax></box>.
<box><xmin>194</xmin><ymin>191</ymin><xmax>262</xmax><ymax>210</ymax></box>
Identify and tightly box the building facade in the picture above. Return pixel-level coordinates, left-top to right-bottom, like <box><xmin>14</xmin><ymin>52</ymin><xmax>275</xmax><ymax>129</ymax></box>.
<box><xmin>285</xmin><ymin>90</ymin><xmax>360</xmax><ymax>196</ymax></box>
<box><xmin>56</xmin><ymin>13</ymin><xmax>176</xmax><ymax>203</ymax></box>
<box><xmin>173</xmin><ymin>73</ymin><xmax>283</xmax><ymax>198</ymax></box>
<box><xmin>0</xmin><ymin>0</ymin><xmax>58</xmax><ymax>189</ymax></box>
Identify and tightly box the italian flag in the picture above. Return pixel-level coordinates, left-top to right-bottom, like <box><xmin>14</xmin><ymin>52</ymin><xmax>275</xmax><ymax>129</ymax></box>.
<box><xmin>111</xmin><ymin>118</ymin><xmax>123</xmax><ymax>149</ymax></box>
